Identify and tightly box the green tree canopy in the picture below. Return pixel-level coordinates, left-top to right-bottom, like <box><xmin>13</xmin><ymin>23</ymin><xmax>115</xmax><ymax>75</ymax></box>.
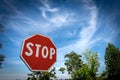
<box><xmin>0</xmin><ymin>54</ymin><xmax>5</xmax><ymax>68</ymax></box>
<box><xmin>104</xmin><ymin>43</ymin><xmax>120</xmax><ymax>80</ymax></box>
<box><xmin>0</xmin><ymin>24</ymin><xmax>5</xmax><ymax>68</ymax></box>
<box><xmin>72</xmin><ymin>63</ymin><xmax>91</xmax><ymax>80</ymax></box>
<box><xmin>84</xmin><ymin>49</ymin><xmax>100</xmax><ymax>80</ymax></box>
<box><xmin>73</xmin><ymin>49</ymin><xmax>100</xmax><ymax>80</ymax></box>
<box><xmin>64</xmin><ymin>51</ymin><xmax>83</xmax><ymax>78</ymax></box>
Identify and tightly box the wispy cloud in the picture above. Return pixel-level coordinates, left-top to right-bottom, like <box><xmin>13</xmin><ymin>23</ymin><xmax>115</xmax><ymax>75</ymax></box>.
<box><xmin>40</xmin><ymin>0</ymin><xmax>58</xmax><ymax>19</ymax></box>
<box><xmin>1</xmin><ymin>0</ymin><xmax>120</xmax><ymax>80</ymax></box>
<box><xmin>58</xmin><ymin>0</ymin><xmax>98</xmax><ymax>53</ymax></box>
<box><xmin>55</xmin><ymin>2</ymin><xmax>99</xmax><ymax>78</ymax></box>
<box><xmin>4</xmin><ymin>0</ymin><xmax>77</xmax><ymax>46</ymax></box>
<box><xmin>39</xmin><ymin>0</ymin><xmax>75</xmax><ymax>28</ymax></box>
<box><xmin>3</xmin><ymin>0</ymin><xmax>23</xmax><ymax>15</ymax></box>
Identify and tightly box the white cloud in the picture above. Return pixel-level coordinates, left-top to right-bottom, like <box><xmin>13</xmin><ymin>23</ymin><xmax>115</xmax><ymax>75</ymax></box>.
<box><xmin>39</xmin><ymin>0</ymin><xmax>58</xmax><ymax>19</ymax></box>
<box><xmin>55</xmin><ymin>2</ymin><xmax>106</xmax><ymax>74</ymax></box>
<box><xmin>4</xmin><ymin>0</ymin><xmax>99</xmax><ymax>70</ymax></box>
<box><xmin>2</xmin><ymin>0</ymin><xmax>119</xmax><ymax>79</ymax></box>
<box><xmin>58</xmin><ymin>0</ymin><xmax>98</xmax><ymax>53</ymax></box>
<box><xmin>66</xmin><ymin>30</ymin><xmax>77</xmax><ymax>37</ymax></box>
<box><xmin>41</xmin><ymin>0</ymin><xmax>58</xmax><ymax>12</ymax></box>
<box><xmin>4</xmin><ymin>0</ymin><xmax>78</xmax><ymax>47</ymax></box>
<box><xmin>5</xmin><ymin>0</ymin><xmax>75</xmax><ymax>39</ymax></box>
<box><xmin>39</xmin><ymin>0</ymin><xmax>76</xmax><ymax>29</ymax></box>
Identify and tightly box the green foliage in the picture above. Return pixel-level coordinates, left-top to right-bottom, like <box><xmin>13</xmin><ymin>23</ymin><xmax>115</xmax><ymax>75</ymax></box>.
<box><xmin>0</xmin><ymin>24</ymin><xmax>5</xmax><ymax>69</ymax></box>
<box><xmin>27</xmin><ymin>72</ymin><xmax>37</xmax><ymax>80</ymax></box>
<box><xmin>0</xmin><ymin>43</ymin><xmax>5</xmax><ymax>68</ymax></box>
<box><xmin>97</xmin><ymin>70</ymin><xmax>107</xmax><ymax>80</ymax></box>
<box><xmin>39</xmin><ymin>67</ymin><xmax>56</xmax><ymax>80</ymax></box>
<box><xmin>0</xmin><ymin>55</ymin><xmax>5</xmax><ymax>68</ymax></box>
<box><xmin>0</xmin><ymin>54</ymin><xmax>5</xmax><ymax>69</ymax></box>
<box><xmin>72</xmin><ymin>64</ymin><xmax>91</xmax><ymax>80</ymax></box>
<box><xmin>0</xmin><ymin>55</ymin><xmax>5</xmax><ymax>61</ymax></box>
<box><xmin>26</xmin><ymin>42</ymin><xmax>120</xmax><ymax>80</ymax></box>
<box><xmin>71</xmin><ymin>50</ymin><xmax>100</xmax><ymax>80</ymax></box>
<box><xmin>64</xmin><ymin>50</ymin><xmax>100</xmax><ymax>80</ymax></box>
<box><xmin>84</xmin><ymin>49</ymin><xmax>100</xmax><ymax>80</ymax></box>
<box><xmin>27</xmin><ymin>67</ymin><xmax>56</xmax><ymax>80</ymax></box>
<box><xmin>104</xmin><ymin>43</ymin><xmax>120</xmax><ymax>80</ymax></box>
<box><xmin>59</xmin><ymin>67</ymin><xmax>65</xmax><ymax>74</ymax></box>
<box><xmin>64</xmin><ymin>51</ymin><xmax>83</xmax><ymax>75</ymax></box>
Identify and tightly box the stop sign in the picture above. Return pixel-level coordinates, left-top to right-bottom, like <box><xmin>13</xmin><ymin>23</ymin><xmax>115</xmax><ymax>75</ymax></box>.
<box><xmin>20</xmin><ymin>34</ymin><xmax>57</xmax><ymax>71</ymax></box>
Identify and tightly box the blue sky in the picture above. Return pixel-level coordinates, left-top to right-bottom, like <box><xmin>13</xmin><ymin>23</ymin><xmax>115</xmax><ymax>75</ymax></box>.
<box><xmin>0</xmin><ymin>0</ymin><xmax>120</xmax><ymax>79</ymax></box>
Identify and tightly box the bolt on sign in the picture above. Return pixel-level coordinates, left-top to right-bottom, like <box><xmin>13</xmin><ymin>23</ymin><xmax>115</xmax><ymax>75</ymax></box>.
<box><xmin>20</xmin><ymin>34</ymin><xmax>57</xmax><ymax>71</ymax></box>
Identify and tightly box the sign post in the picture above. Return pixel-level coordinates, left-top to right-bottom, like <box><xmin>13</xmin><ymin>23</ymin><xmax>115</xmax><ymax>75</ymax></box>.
<box><xmin>20</xmin><ymin>34</ymin><xmax>57</xmax><ymax>73</ymax></box>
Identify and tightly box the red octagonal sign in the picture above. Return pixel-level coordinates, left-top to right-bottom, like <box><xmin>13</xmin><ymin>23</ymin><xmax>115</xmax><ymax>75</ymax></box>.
<box><xmin>20</xmin><ymin>34</ymin><xmax>57</xmax><ymax>71</ymax></box>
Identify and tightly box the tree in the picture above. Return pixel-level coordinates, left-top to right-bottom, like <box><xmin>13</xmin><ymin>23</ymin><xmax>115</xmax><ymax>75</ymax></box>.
<box><xmin>27</xmin><ymin>72</ymin><xmax>37</xmax><ymax>80</ymax></box>
<box><xmin>59</xmin><ymin>67</ymin><xmax>65</xmax><ymax>74</ymax></box>
<box><xmin>0</xmin><ymin>43</ymin><xmax>5</xmax><ymax>68</ymax></box>
<box><xmin>0</xmin><ymin>24</ymin><xmax>5</xmax><ymax>68</ymax></box>
<box><xmin>0</xmin><ymin>55</ymin><xmax>5</xmax><ymax>68</ymax></box>
<box><xmin>104</xmin><ymin>43</ymin><xmax>120</xmax><ymax>80</ymax></box>
<box><xmin>71</xmin><ymin>50</ymin><xmax>100</xmax><ymax>80</ymax></box>
<box><xmin>83</xmin><ymin>49</ymin><xmax>100</xmax><ymax>80</ymax></box>
<box><xmin>72</xmin><ymin>63</ymin><xmax>91</xmax><ymax>80</ymax></box>
<box><xmin>64</xmin><ymin>51</ymin><xmax>83</xmax><ymax>78</ymax></box>
<box><xmin>39</xmin><ymin>67</ymin><xmax>56</xmax><ymax>80</ymax></box>
<box><xmin>97</xmin><ymin>70</ymin><xmax>107</xmax><ymax>80</ymax></box>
